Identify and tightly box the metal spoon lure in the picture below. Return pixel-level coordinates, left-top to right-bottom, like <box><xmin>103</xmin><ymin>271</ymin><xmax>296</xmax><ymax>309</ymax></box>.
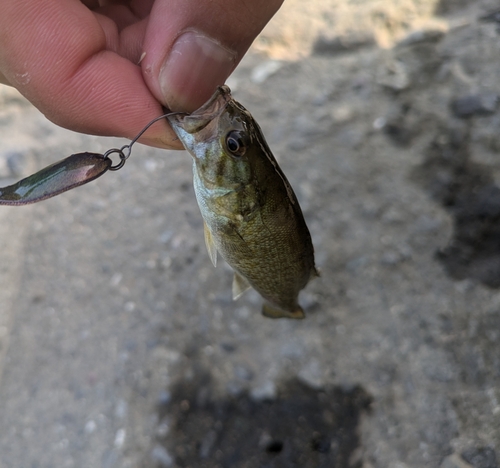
<box><xmin>0</xmin><ymin>112</ymin><xmax>181</xmax><ymax>206</ymax></box>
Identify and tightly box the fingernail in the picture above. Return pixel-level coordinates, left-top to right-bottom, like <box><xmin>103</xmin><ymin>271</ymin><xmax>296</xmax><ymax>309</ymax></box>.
<box><xmin>159</xmin><ymin>31</ymin><xmax>237</xmax><ymax>112</ymax></box>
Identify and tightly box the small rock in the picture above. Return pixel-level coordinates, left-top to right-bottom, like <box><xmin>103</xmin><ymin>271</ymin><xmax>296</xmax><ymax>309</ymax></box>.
<box><xmin>377</xmin><ymin>59</ymin><xmax>411</xmax><ymax>91</ymax></box>
<box><xmin>373</xmin><ymin>117</ymin><xmax>387</xmax><ymax>130</ymax></box>
<box><xmin>381</xmin><ymin>250</ymin><xmax>403</xmax><ymax>266</ymax></box>
<box><xmin>300</xmin><ymin>291</ymin><xmax>320</xmax><ymax>311</ymax></box>
<box><xmin>144</xmin><ymin>159</ymin><xmax>157</xmax><ymax>172</ymax></box>
<box><xmin>298</xmin><ymin>359</ymin><xmax>323</xmax><ymax>389</ymax></box>
<box><xmin>397</xmin><ymin>28</ymin><xmax>446</xmax><ymax>47</ymax></box>
<box><xmin>451</xmin><ymin>93</ymin><xmax>499</xmax><ymax>118</ymax></box>
<box><xmin>251</xmin><ymin>60</ymin><xmax>283</xmax><ymax>84</ymax></box>
<box><xmin>124</xmin><ymin>301</ymin><xmax>136</xmax><ymax>312</ymax></box>
<box><xmin>441</xmin><ymin>454</ymin><xmax>474</xmax><ymax>468</ymax></box>
<box><xmin>250</xmin><ymin>381</ymin><xmax>277</xmax><ymax>402</ymax></box>
<box><xmin>114</xmin><ymin>428</ymin><xmax>126</xmax><ymax>448</ymax></box>
<box><xmin>157</xmin><ymin>390</ymin><xmax>171</xmax><ymax>406</ymax></box>
<box><xmin>220</xmin><ymin>341</ymin><xmax>237</xmax><ymax>353</ymax></box>
<box><xmin>330</xmin><ymin>104</ymin><xmax>355</xmax><ymax>124</ymax></box>
<box><xmin>84</xmin><ymin>420</ymin><xmax>96</xmax><ymax>435</ymax></box>
<box><xmin>114</xmin><ymin>399</ymin><xmax>127</xmax><ymax>419</ymax></box>
<box><xmin>151</xmin><ymin>444</ymin><xmax>174</xmax><ymax>467</ymax></box>
<box><xmin>156</xmin><ymin>418</ymin><xmax>170</xmax><ymax>438</ymax></box>
<box><xmin>461</xmin><ymin>446</ymin><xmax>498</xmax><ymax>468</ymax></box>
<box><xmin>233</xmin><ymin>365</ymin><xmax>253</xmax><ymax>381</ymax></box>
<box><xmin>258</xmin><ymin>431</ymin><xmax>273</xmax><ymax>450</ymax></box>
<box><xmin>313</xmin><ymin>32</ymin><xmax>375</xmax><ymax>55</ymax></box>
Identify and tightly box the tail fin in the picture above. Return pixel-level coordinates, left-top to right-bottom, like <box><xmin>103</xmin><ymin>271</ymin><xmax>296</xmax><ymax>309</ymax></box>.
<box><xmin>262</xmin><ymin>303</ymin><xmax>305</xmax><ymax>320</ymax></box>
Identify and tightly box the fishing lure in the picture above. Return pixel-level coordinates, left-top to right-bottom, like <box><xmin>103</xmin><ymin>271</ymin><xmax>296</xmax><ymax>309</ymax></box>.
<box><xmin>0</xmin><ymin>113</ymin><xmax>178</xmax><ymax>205</ymax></box>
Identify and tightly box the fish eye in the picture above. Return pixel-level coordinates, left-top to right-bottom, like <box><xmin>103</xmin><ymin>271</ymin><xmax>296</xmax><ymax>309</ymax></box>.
<box><xmin>225</xmin><ymin>131</ymin><xmax>247</xmax><ymax>157</ymax></box>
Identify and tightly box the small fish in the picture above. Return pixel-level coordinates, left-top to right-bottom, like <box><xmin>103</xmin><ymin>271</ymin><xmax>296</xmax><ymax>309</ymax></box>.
<box><xmin>168</xmin><ymin>86</ymin><xmax>318</xmax><ymax>319</ymax></box>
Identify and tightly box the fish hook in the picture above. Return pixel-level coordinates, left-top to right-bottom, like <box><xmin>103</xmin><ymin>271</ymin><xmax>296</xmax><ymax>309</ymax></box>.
<box><xmin>105</xmin><ymin>111</ymin><xmax>185</xmax><ymax>171</ymax></box>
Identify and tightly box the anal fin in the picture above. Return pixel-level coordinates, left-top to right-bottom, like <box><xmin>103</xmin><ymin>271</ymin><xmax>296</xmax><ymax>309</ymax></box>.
<box><xmin>262</xmin><ymin>302</ymin><xmax>305</xmax><ymax>320</ymax></box>
<box><xmin>204</xmin><ymin>222</ymin><xmax>217</xmax><ymax>267</ymax></box>
<box><xmin>232</xmin><ymin>272</ymin><xmax>251</xmax><ymax>300</ymax></box>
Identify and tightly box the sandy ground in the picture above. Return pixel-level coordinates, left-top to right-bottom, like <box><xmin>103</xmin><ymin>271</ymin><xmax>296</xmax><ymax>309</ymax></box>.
<box><xmin>2</xmin><ymin>0</ymin><xmax>500</xmax><ymax>467</ymax></box>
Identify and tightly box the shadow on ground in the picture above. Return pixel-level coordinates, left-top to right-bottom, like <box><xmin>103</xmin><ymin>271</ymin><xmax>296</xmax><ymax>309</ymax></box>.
<box><xmin>152</xmin><ymin>372</ymin><xmax>372</xmax><ymax>468</ymax></box>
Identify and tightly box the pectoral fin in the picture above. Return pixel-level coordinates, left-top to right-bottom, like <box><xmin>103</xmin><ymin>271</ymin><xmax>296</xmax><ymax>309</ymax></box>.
<box><xmin>262</xmin><ymin>302</ymin><xmax>305</xmax><ymax>320</ymax></box>
<box><xmin>232</xmin><ymin>272</ymin><xmax>251</xmax><ymax>300</ymax></box>
<box><xmin>204</xmin><ymin>222</ymin><xmax>217</xmax><ymax>267</ymax></box>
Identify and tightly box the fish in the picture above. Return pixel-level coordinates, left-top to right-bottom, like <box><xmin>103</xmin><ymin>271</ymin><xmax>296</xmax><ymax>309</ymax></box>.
<box><xmin>168</xmin><ymin>85</ymin><xmax>318</xmax><ymax>319</ymax></box>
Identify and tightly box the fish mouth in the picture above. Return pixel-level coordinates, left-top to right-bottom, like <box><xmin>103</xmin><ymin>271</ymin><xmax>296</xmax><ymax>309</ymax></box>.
<box><xmin>167</xmin><ymin>85</ymin><xmax>233</xmax><ymax>135</ymax></box>
<box><xmin>192</xmin><ymin>85</ymin><xmax>232</xmax><ymax>118</ymax></box>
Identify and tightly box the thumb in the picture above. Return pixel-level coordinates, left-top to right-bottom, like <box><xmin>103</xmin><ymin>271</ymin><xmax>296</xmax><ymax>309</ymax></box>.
<box><xmin>141</xmin><ymin>0</ymin><xmax>283</xmax><ymax>112</ymax></box>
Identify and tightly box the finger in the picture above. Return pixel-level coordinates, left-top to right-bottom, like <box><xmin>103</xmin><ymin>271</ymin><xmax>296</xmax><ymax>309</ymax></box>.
<box><xmin>91</xmin><ymin>0</ymin><xmax>153</xmax><ymax>32</ymax></box>
<box><xmin>97</xmin><ymin>0</ymin><xmax>156</xmax><ymax>20</ymax></box>
<box><xmin>141</xmin><ymin>0</ymin><xmax>284</xmax><ymax>112</ymax></box>
<box><xmin>0</xmin><ymin>0</ymin><xmax>181</xmax><ymax>149</ymax></box>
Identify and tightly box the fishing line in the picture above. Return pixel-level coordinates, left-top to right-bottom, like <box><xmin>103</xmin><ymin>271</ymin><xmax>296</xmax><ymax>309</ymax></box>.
<box><xmin>105</xmin><ymin>111</ymin><xmax>186</xmax><ymax>171</ymax></box>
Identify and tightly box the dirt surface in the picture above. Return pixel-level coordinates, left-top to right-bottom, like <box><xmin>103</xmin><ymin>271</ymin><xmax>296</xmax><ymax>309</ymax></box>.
<box><xmin>2</xmin><ymin>1</ymin><xmax>500</xmax><ymax>467</ymax></box>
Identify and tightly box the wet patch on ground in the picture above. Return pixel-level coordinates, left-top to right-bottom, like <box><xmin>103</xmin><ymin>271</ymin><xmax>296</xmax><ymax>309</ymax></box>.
<box><xmin>151</xmin><ymin>374</ymin><xmax>372</xmax><ymax>468</ymax></box>
<box><xmin>413</xmin><ymin>124</ymin><xmax>500</xmax><ymax>287</ymax></box>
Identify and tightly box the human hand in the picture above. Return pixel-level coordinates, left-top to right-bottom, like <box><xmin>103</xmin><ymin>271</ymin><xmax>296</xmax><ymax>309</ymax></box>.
<box><xmin>0</xmin><ymin>0</ymin><xmax>283</xmax><ymax>149</ymax></box>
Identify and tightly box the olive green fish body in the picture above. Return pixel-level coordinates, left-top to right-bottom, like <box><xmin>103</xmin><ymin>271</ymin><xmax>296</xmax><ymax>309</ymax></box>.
<box><xmin>168</xmin><ymin>86</ymin><xmax>317</xmax><ymax>319</ymax></box>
